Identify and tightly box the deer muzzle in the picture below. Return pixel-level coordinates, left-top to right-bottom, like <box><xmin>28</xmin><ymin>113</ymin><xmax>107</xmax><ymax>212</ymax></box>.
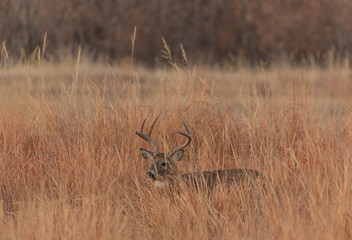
<box><xmin>146</xmin><ymin>170</ymin><xmax>156</xmax><ymax>180</ymax></box>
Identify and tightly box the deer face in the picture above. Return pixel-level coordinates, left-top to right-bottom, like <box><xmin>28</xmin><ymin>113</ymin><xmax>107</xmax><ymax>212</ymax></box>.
<box><xmin>136</xmin><ymin>115</ymin><xmax>191</xmax><ymax>188</ymax></box>
<box><xmin>140</xmin><ymin>149</ymin><xmax>184</xmax><ymax>183</ymax></box>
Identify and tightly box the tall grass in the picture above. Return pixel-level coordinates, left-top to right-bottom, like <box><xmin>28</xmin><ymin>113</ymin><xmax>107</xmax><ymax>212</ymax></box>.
<box><xmin>0</xmin><ymin>56</ymin><xmax>351</xmax><ymax>239</ymax></box>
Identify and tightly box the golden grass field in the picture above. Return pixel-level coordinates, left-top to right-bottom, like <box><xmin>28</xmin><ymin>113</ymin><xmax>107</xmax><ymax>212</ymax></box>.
<box><xmin>0</xmin><ymin>54</ymin><xmax>351</xmax><ymax>239</ymax></box>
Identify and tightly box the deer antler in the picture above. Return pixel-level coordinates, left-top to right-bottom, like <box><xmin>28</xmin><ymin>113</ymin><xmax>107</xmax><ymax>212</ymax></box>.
<box><xmin>170</xmin><ymin>114</ymin><xmax>192</xmax><ymax>154</ymax></box>
<box><xmin>136</xmin><ymin>116</ymin><xmax>160</xmax><ymax>153</ymax></box>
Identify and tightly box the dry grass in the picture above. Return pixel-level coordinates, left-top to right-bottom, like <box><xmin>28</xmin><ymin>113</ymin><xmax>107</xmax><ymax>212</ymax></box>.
<box><xmin>0</xmin><ymin>58</ymin><xmax>351</xmax><ymax>239</ymax></box>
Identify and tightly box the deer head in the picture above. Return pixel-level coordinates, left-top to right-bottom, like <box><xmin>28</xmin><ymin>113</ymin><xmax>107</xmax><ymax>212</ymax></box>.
<box><xmin>136</xmin><ymin>114</ymin><xmax>192</xmax><ymax>187</ymax></box>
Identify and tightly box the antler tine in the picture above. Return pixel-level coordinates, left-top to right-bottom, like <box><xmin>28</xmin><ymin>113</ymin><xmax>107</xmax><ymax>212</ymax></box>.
<box><xmin>177</xmin><ymin>114</ymin><xmax>191</xmax><ymax>135</ymax></box>
<box><xmin>139</xmin><ymin>119</ymin><xmax>146</xmax><ymax>132</ymax></box>
<box><xmin>136</xmin><ymin>115</ymin><xmax>160</xmax><ymax>153</ymax></box>
<box><xmin>148</xmin><ymin>115</ymin><xmax>160</xmax><ymax>135</ymax></box>
<box><xmin>170</xmin><ymin>114</ymin><xmax>192</xmax><ymax>154</ymax></box>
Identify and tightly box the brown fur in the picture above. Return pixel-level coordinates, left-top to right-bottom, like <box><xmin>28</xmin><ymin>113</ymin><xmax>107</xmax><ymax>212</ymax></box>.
<box><xmin>142</xmin><ymin>151</ymin><xmax>266</xmax><ymax>192</ymax></box>
<box><xmin>137</xmin><ymin>115</ymin><xmax>266</xmax><ymax>192</ymax></box>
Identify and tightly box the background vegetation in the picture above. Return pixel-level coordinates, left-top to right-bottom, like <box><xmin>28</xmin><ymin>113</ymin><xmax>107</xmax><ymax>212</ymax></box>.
<box><xmin>1</xmin><ymin>0</ymin><xmax>352</xmax><ymax>64</ymax></box>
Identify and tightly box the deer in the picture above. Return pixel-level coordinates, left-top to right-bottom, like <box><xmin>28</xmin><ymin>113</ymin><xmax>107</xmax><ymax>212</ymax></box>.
<box><xmin>136</xmin><ymin>114</ymin><xmax>266</xmax><ymax>192</ymax></box>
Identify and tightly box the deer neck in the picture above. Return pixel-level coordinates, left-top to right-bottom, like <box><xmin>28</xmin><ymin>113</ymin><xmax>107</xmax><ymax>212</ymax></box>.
<box><xmin>154</xmin><ymin>180</ymin><xmax>170</xmax><ymax>189</ymax></box>
<box><xmin>154</xmin><ymin>170</ymin><xmax>182</xmax><ymax>189</ymax></box>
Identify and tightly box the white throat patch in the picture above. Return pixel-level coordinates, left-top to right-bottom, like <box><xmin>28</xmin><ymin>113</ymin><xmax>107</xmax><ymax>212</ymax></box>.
<box><xmin>154</xmin><ymin>181</ymin><xmax>170</xmax><ymax>189</ymax></box>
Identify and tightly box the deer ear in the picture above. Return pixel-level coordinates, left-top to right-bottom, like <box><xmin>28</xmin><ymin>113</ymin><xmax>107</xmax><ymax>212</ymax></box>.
<box><xmin>140</xmin><ymin>148</ymin><xmax>153</xmax><ymax>161</ymax></box>
<box><xmin>171</xmin><ymin>149</ymin><xmax>184</xmax><ymax>162</ymax></box>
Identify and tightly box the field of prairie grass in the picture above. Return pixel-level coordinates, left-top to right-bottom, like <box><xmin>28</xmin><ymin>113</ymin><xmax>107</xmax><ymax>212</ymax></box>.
<box><xmin>0</xmin><ymin>54</ymin><xmax>351</xmax><ymax>239</ymax></box>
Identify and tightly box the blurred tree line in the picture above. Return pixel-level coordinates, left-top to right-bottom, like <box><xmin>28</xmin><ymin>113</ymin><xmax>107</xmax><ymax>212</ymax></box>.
<box><xmin>0</xmin><ymin>0</ymin><xmax>351</xmax><ymax>65</ymax></box>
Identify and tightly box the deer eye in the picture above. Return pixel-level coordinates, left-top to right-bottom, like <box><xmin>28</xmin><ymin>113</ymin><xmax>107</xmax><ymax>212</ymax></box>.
<box><xmin>161</xmin><ymin>162</ymin><xmax>167</xmax><ymax>168</ymax></box>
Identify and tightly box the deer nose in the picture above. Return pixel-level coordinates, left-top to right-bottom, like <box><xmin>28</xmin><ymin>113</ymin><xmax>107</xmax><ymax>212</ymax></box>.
<box><xmin>146</xmin><ymin>170</ymin><xmax>156</xmax><ymax>180</ymax></box>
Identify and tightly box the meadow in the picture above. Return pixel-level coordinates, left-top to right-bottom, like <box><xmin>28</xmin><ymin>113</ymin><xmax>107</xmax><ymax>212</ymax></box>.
<box><xmin>0</xmin><ymin>52</ymin><xmax>351</xmax><ymax>239</ymax></box>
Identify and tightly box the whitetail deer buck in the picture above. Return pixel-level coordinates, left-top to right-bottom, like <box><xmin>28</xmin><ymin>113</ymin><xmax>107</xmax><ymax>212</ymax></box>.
<box><xmin>136</xmin><ymin>114</ymin><xmax>265</xmax><ymax>191</ymax></box>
